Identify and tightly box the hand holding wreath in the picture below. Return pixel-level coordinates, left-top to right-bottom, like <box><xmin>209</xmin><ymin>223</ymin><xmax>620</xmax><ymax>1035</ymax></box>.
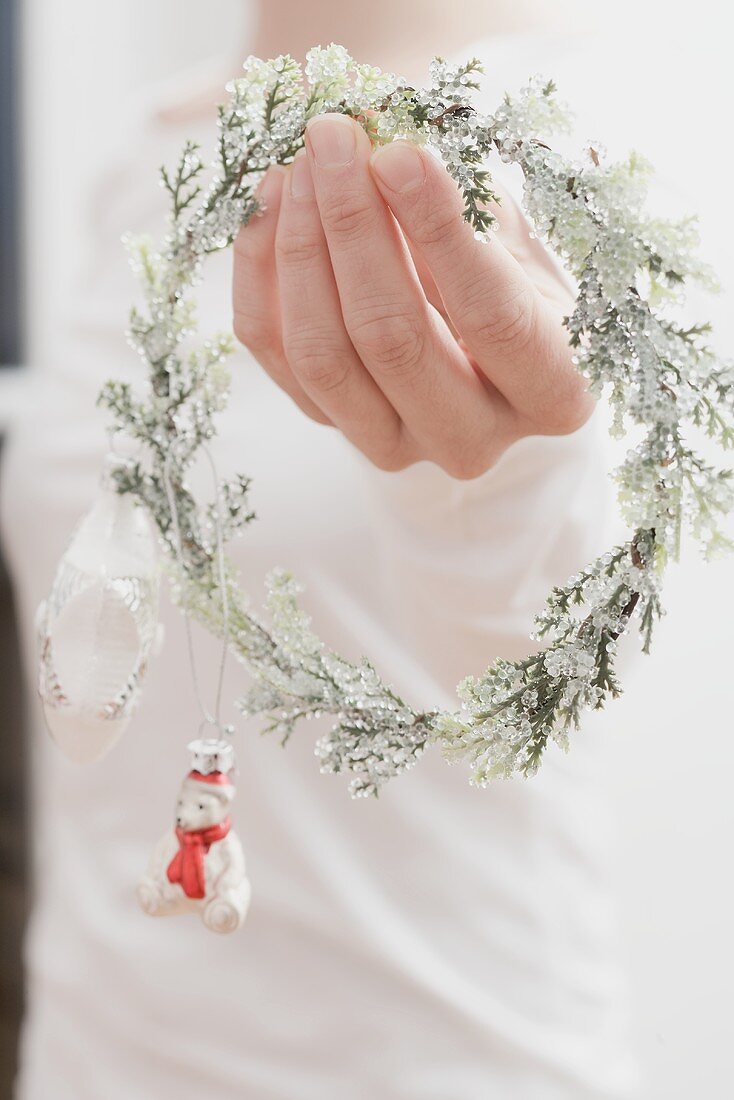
<box><xmin>90</xmin><ymin>49</ymin><xmax>734</xmax><ymax>796</ymax></box>
<box><xmin>233</xmin><ymin>113</ymin><xmax>593</xmax><ymax>478</ymax></box>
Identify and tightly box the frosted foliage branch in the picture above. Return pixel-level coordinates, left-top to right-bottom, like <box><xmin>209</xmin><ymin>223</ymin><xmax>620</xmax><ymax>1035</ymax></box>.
<box><xmin>98</xmin><ymin>47</ymin><xmax>734</xmax><ymax>795</ymax></box>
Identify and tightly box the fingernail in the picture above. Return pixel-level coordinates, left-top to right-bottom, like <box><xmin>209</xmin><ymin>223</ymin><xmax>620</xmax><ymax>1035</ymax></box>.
<box><xmin>256</xmin><ymin>166</ymin><xmax>285</xmax><ymax>210</ymax></box>
<box><xmin>306</xmin><ymin>115</ymin><xmax>356</xmax><ymax>168</ymax></box>
<box><xmin>371</xmin><ymin>142</ymin><xmax>425</xmax><ymax>194</ymax></box>
<box><xmin>290</xmin><ymin>149</ymin><xmax>315</xmax><ymax>200</ymax></box>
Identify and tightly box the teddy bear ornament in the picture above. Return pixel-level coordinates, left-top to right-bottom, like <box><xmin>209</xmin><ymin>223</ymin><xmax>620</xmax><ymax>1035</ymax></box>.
<box><xmin>137</xmin><ymin>738</ymin><xmax>251</xmax><ymax>934</ymax></box>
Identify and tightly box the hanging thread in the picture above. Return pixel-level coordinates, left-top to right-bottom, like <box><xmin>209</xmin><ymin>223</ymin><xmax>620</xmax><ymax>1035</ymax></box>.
<box><xmin>162</xmin><ymin>446</ymin><xmax>232</xmax><ymax>739</ymax></box>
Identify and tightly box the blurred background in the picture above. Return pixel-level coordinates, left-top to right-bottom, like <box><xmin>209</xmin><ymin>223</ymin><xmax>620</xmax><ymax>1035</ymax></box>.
<box><xmin>1</xmin><ymin>0</ymin><xmax>733</xmax><ymax>1096</ymax></box>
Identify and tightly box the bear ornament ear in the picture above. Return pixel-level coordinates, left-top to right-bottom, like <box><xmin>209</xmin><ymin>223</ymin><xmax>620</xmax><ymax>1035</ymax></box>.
<box><xmin>137</xmin><ymin>738</ymin><xmax>251</xmax><ymax>934</ymax></box>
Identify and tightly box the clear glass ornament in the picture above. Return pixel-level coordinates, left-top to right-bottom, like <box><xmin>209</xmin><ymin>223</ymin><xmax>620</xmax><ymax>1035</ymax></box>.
<box><xmin>37</xmin><ymin>459</ymin><xmax>160</xmax><ymax>763</ymax></box>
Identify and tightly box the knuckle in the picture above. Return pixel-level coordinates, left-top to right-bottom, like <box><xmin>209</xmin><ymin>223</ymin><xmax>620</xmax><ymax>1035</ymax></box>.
<box><xmin>275</xmin><ymin>227</ymin><xmax>322</xmax><ymax>267</ymax></box>
<box><xmin>440</xmin><ymin>427</ymin><xmax>514</xmax><ymax>481</ymax></box>
<box><xmin>467</xmin><ymin>281</ymin><xmax>536</xmax><ymax>353</ymax></box>
<box><xmin>233</xmin><ymin>226</ymin><xmax>268</xmax><ymax>267</ymax></box>
<box><xmin>285</xmin><ymin>333</ymin><xmax>350</xmax><ymax>394</ymax></box>
<box><xmin>537</xmin><ymin>376</ymin><xmax>594</xmax><ymax>436</ymax></box>
<box><xmin>442</xmin><ymin>449</ymin><xmax>492</xmax><ymax>481</ymax></box>
<box><xmin>233</xmin><ymin>309</ymin><xmax>278</xmax><ymax>358</ymax></box>
<box><xmin>518</xmin><ymin>308</ymin><xmax>595</xmax><ymax>436</ymax></box>
<box><xmin>232</xmin><ymin>228</ymin><xmax>252</xmax><ymax>260</ymax></box>
<box><xmin>319</xmin><ymin>190</ymin><xmax>374</xmax><ymax>242</ymax></box>
<box><xmin>298</xmin><ymin>356</ymin><xmax>351</xmax><ymax>395</ymax></box>
<box><xmin>350</xmin><ymin>306</ymin><xmax>425</xmax><ymax>379</ymax></box>
<box><xmin>371</xmin><ymin>436</ymin><xmax>415</xmax><ymax>473</ymax></box>
<box><xmin>372</xmin><ymin>451</ymin><xmax>412</xmax><ymax>473</ymax></box>
<box><xmin>413</xmin><ymin>199</ymin><xmax>463</xmax><ymax>250</ymax></box>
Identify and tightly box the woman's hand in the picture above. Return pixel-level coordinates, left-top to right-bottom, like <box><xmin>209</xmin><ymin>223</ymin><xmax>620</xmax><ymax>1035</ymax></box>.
<box><xmin>233</xmin><ymin>114</ymin><xmax>594</xmax><ymax>479</ymax></box>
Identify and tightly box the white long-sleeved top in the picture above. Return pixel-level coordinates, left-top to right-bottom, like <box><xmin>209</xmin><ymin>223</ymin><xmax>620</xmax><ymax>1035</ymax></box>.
<box><xmin>0</xmin><ymin>33</ymin><xmax>639</xmax><ymax>1100</ymax></box>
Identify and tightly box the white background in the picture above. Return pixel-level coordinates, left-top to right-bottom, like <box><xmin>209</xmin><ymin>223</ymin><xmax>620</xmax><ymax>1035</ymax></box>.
<box><xmin>17</xmin><ymin>1</ymin><xmax>734</xmax><ymax>1096</ymax></box>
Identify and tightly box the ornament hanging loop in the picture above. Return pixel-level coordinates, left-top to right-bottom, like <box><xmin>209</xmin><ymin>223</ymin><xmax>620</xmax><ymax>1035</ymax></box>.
<box><xmin>161</xmin><ymin>443</ymin><xmax>233</xmax><ymax>737</ymax></box>
<box><xmin>198</xmin><ymin>717</ymin><xmax>236</xmax><ymax>741</ymax></box>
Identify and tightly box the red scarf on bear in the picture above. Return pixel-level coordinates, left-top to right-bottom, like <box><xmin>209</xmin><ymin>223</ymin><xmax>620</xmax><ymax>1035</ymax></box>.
<box><xmin>167</xmin><ymin>818</ymin><xmax>231</xmax><ymax>899</ymax></box>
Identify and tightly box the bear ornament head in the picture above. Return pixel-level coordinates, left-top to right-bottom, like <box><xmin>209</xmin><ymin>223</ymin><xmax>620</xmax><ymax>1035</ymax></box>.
<box><xmin>176</xmin><ymin>738</ymin><xmax>236</xmax><ymax>832</ymax></box>
<box><xmin>176</xmin><ymin>769</ymin><xmax>235</xmax><ymax>831</ymax></box>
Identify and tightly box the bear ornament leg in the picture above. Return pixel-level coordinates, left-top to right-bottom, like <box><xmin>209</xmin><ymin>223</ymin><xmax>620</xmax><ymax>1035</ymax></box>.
<box><xmin>137</xmin><ymin>738</ymin><xmax>251</xmax><ymax>933</ymax></box>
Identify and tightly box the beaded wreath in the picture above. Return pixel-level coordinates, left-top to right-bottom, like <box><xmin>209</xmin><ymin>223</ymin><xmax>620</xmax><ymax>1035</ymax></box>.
<box><xmin>100</xmin><ymin>47</ymin><xmax>734</xmax><ymax>795</ymax></box>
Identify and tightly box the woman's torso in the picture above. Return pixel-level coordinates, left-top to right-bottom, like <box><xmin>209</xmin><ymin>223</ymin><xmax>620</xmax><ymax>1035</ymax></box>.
<box><xmin>1</xmin><ymin>33</ymin><xmax>638</xmax><ymax>1099</ymax></box>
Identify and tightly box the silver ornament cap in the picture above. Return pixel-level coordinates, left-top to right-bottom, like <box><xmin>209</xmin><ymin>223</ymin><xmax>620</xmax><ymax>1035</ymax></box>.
<box><xmin>187</xmin><ymin>738</ymin><xmax>236</xmax><ymax>776</ymax></box>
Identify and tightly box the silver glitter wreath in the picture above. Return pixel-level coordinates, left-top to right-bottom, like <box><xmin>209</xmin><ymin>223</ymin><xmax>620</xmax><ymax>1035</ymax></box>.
<box><xmin>99</xmin><ymin>46</ymin><xmax>734</xmax><ymax>795</ymax></box>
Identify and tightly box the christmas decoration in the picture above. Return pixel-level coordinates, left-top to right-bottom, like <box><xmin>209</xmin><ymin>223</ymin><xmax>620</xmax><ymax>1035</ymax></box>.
<box><xmin>137</xmin><ymin>738</ymin><xmax>251</xmax><ymax>933</ymax></box>
<box><xmin>37</xmin><ymin>456</ymin><xmax>160</xmax><ymax>763</ymax></box>
<box><xmin>42</xmin><ymin>46</ymin><xmax>734</xmax><ymax>814</ymax></box>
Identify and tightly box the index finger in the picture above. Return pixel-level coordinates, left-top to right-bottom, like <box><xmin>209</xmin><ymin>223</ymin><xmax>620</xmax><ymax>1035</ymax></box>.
<box><xmin>303</xmin><ymin>115</ymin><xmax>511</xmax><ymax>469</ymax></box>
